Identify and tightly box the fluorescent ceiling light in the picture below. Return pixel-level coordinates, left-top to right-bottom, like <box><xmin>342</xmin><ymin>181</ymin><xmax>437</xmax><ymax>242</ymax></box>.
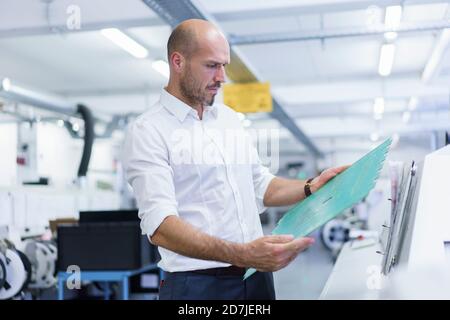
<box><xmin>370</xmin><ymin>132</ymin><xmax>379</xmax><ymax>142</ymax></box>
<box><xmin>385</xmin><ymin>5</ymin><xmax>402</xmax><ymax>30</ymax></box>
<box><xmin>101</xmin><ymin>28</ymin><xmax>148</xmax><ymax>59</ymax></box>
<box><xmin>373</xmin><ymin>97</ymin><xmax>385</xmax><ymax>115</ymax></box>
<box><xmin>1</xmin><ymin>78</ymin><xmax>11</xmax><ymax>91</ymax></box>
<box><xmin>402</xmin><ymin>111</ymin><xmax>411</xmax><ymax>123</ymax></box>
<box><xmin>384</xmin><ymin>31</ymin><xmax>398</xmax><ymax>41</ymax></box>
<box><xmin>391</xmin><ymin>133</ymin><xmax>400</xmax><ymax>148</ymax></box>
<box><xmin>152</xmin><ymin>60</ymin><xmax>170</xmax><ymax>79</ymax></box>
<box><xmin>408</xmin><ymin>97</ymin><xmax>418</xmax><ymax>111</ymax></box>
<box><xmin>378</xmin><ymin>44</ymin><xmax>396</xmax><ymax>76</ymax></box>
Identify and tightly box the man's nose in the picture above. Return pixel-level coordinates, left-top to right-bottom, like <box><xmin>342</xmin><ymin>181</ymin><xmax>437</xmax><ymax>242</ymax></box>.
<box><xmin>214</xmin><ymin>65</ymin><xmax>226</xmax><ymax>83</ymax></box>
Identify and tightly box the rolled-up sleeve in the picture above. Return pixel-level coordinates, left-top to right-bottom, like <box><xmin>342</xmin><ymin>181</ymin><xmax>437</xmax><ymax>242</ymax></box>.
<box><xmin>249</xmin><ymin>142</ymin><xmax>275</xmax><ymax>214</ymax></box>
<box><xmin>122</xmin><ymin>120</ymin><xmax>178</xmax><ymax>237</ymax></box>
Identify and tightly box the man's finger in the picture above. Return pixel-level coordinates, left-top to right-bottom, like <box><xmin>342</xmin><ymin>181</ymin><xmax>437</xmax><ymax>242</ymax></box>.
<box><xmin>280</xmin><ymin>237</ymin><xmax>314</xmax><ymax>252</ymax></box>
<box><xmin>265</xmin><ymin>234</ymin><xmax>295</xmax><ymax>244</ymax></box>
<box><xmin>334</xmin><ymin>165</ymin><xmax>350</xmax><ymax>173</ymax></box>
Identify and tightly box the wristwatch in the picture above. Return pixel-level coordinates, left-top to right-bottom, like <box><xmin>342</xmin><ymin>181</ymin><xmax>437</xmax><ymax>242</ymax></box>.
<box><xmin>304</xmin><ymin>178</ymin><xmax>314</xmax><ymax>197</ymax></box>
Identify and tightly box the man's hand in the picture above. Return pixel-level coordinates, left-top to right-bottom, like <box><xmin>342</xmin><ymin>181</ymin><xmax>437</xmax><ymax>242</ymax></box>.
<box><xmin>310</xmin><ymin>165</ymin><xmax>350</xmax><ymax>193</ymax></box>
<box><xmin>236</xmin><ymin>234</ymin><xmax>315</xmax><ymax>272</ymax></box>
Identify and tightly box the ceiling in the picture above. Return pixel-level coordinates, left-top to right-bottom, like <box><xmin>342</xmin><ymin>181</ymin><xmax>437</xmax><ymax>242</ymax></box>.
<box><xmin>0</xmin><ymin>0</ymin><xmax>449</xmax><ymax>155</ymax></box>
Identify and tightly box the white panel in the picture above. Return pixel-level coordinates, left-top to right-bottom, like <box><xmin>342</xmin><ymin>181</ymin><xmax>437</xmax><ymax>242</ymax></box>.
<box><xmin>273</xmin><ymin>78</ymin><xmax>450</xmax><ymax>104</ymax></box>
<box><xmin>220</xmin><ymin>16</ymin><xmax>301</xmax><ymax>35</ymax></box>
<box><xmin>237</xmin><ymin>41</ymin><xmax>319</xmax><ymax>83</ymax></box>
<box><xmin>408</xmin><ymin>145</ymin><xmax>450</xmax><ymax>268</ymax></box>
<box><xmin>309</xmin><ymin>38</ymin><xmax>380</xmax><ymax>78</ymax></box>
<box><xmin>36</xmin><ymin>123</ymin><xmax>81</xmax><ymax>187</ymax></box>
<box><xmin>0</xmin><ymin>124</ymin><xmax>17</xmax><ymax>186</ymax></box>
<box><xmin>393</xmin><ymin>35</ymin><xmax>435</xmax><ymax>74</ymax></box>
<box><xmin>11</xmin><ymin>192</ymin><xmax>26</xmax><ymax>228</ymax></box>
<box><xmin>25</xmin><ymin>192</ymin><xmax>51</xmax><ymax>229</ymax></box>
<box><xmin>200</xmin><ymin>0</ymin><xmax>330</xmax><ymax>12</ymax></box>
<box><xmin>0</xmin><ymin>0</ymin><xmax>156</xmax><ymax>30</ymax></box>
<box><xmin>296</xmin><ymin>14</ymin><xmax>322</xmax><ymax>30</ymax></box>
<box><xmin>127</xmin><ymin>25</ymin><xmax>171</xmax><ymax>53</ymax></box>
<box><xmin>0</xmin><ymin>192</ymin><xmax>13</xmax><ymax>226</ymax></box>
<box><xmin>324</xmin><ymin>9</ymin><xmax>380</xmax><ymax>29</ymax></box>
<box><xmin>403</xmin><ymin>3</ymin><xmax>449</xmax><ymax>23</ymax></box>
<box><xmin>42</xmin><ymin>193</ymin><xmax>78</xmax><ymax>220</ymax></box>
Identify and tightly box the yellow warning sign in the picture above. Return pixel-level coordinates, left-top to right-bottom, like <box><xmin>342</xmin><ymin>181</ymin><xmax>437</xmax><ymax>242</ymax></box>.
<box><xmin>223</xmin><ymin>82</ymin><xmax>273</xmax><ymax>113</ymax></box>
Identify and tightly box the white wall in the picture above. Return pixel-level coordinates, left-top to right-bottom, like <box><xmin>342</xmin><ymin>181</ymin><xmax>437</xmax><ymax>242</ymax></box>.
<box><xmin>0</xmin><ymin>120</ymin><xmax>123</xmax><ymax>190</ymax></box>
<box><xmin>36</xmin><ymin>122</ymin><xmax>124</xmax><ymax>190</ymax></box>
<box><xmin>88</xmin><ymin>138</ymin><xmax>123</xmax><ymax>191</ymax></box>
<box><xmin>0</xmin><ymin>123</ymin><xmax>17</xmax><ymax>186</ymax></box>
<box><xmin>36</xmin><ymin>122</ymin><xmax>82</xmax><ymax>187</ymax></box>
<box><xmin>0</xmin><ymin>121</ymin><xmax>123</xmax><ymax>237</ymax></box>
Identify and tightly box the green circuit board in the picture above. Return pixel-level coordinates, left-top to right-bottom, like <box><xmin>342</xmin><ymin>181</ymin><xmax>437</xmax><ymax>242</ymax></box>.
<box><xmin>244</xmin><ymin>138</ymin><xmax>392</xmax><ymax>280</ymax></box>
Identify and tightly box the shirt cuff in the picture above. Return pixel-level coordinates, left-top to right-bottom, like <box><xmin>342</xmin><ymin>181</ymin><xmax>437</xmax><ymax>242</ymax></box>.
<box><xmin>139</xmin><ymin>206</ymin><xmax>178</xmax><ymax>242</ymax></box>
<box><xmin>255</xmin><ymin>173</ymin><xmax>276</xmax><ymax>214</ymax></box>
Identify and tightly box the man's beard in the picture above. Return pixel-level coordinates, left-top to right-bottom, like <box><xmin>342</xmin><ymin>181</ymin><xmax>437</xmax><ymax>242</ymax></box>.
<box><xmin>180</xmin><ymin>68</ymin><xmax>217</xmax><ymax>106</ymax></box>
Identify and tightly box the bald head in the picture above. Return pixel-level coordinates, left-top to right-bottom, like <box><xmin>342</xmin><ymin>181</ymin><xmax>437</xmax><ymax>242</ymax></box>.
<box><xmin>165</xmin><ymin>19</ymin><xmax>230</xmax><ymax>109</ymax></box>
<box><xmin>167</xmin><ymin>19</ymin><xmax>227</xmax><ymax>60</ymax></box>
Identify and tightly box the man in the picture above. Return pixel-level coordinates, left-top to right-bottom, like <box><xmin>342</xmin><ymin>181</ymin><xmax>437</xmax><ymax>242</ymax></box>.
<box><xmin>123</xmin><ymin>19</ymin><xmax>347</xmax><ymax>300</ymax></box>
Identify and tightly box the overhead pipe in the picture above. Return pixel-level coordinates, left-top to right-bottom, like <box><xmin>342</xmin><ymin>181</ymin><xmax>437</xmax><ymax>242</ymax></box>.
<box><xmin>1</xmin><ymin>78</ymin><xmax>77</xmax><ymax>116</ymax></box>
<box><xmin>228</xmin><ymin>21</ymin><xmax>450</xmax><ymax>45</ymax></box>
<box><xmin>0</xmin><ymin>78</ymin><xmax>95</xmax><ymax>183</ymax></box>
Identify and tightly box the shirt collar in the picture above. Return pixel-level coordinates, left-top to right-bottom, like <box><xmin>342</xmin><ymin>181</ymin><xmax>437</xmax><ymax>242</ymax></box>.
<box><xmin>160</xmin><ymin>88</ymin><xmax>191</xmax><ymax>122</ymax></box>
<box><xmin>205</xmin><ymin>104</ymin><xmax>219</xmax><ymax>119</ymax></box>
<box><xmin>160</xmin><ymin>88</ymin><xmax>219</xmax><ymax>122</ymax></box>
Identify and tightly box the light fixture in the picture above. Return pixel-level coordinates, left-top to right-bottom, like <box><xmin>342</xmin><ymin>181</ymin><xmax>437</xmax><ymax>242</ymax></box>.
<box><xmin>384</xmin><ymin>31</ymin><xmax>398</xmax><ymax>41</ymax></box>
<box><xmin>57</xmin><ymin>119</ymin><xmax>65</xmax><ymax>127</ymax></box>
<box><xmin>243</xmin><ymin>119</ymin><xmax>252</xmax><ymax>128</ymax></box>
<box><xmin>1</xmin><ymin>78</ymin><xmax>11</xmax><ymax>91</ymax></box>
<box><xmin>408</xmin><ymin>97</ymin><xmax>418</xmax><ymax>111</ymax></box>
<box><xmin>385</xmin><ymin>5</ymin><xmax>402</xmax><ymax>30</ymax></box>
<box><xmin>373</xmin><ymin>97</ymin><xmax>384</xmax><ymax>120</ymax></box>
<box><xmin>402</xmin><ymin>111</ymin><xmax>411</xmax><ymax>123</ymax></box>
<box><xmin>391</xmin><ymin>133</ymin><xmax>400</xmax><ymax>148</ymax></box>
<box><xmin>152</xmin><ymin>60</ymin><xmax>170</xmax><ymax>79</ymax></box>
<box><xmin>101</xmin><ymin>28</ymin><xmax>148</xmax><ymax>59</ymax></box>
<box><xmin>378</xmin><ymin>44</ymin><xmax>396</xmax><ymax>76</ymax></box>
<box><xmin>370</xmin><ymin>132</ymin><xmax>379</xmax><ymax>142</ymax></box>
<box><xmin>72</xmin><ymin>122</ymin><xmax>80</xmax><ymax>132</ymax></box>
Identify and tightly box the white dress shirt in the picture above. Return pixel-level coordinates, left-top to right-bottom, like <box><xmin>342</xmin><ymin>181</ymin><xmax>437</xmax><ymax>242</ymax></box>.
<box><xmin>122</xmin><ymin>89</ymin><xmax>275</xmax><ymax>272</ymax></box>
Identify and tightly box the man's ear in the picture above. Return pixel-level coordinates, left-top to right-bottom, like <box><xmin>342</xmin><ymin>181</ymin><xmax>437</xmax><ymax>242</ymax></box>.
<box><xmin>170</xmin><ymin>52</ymin><xmax>184</xmax><ymax>74</ymax></box>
